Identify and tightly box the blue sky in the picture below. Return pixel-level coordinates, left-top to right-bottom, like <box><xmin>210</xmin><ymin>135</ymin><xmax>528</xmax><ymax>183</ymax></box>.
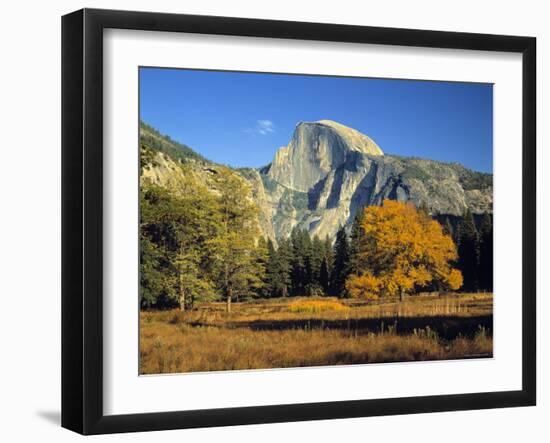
<box><xmin>139</xmin><ymin>67</ymin><xmax>493</xmax><ymax>173</ymax></box>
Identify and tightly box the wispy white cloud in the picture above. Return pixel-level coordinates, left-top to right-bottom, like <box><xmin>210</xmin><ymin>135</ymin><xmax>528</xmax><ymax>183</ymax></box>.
<box><xmin>245</xmin><ymin>120</ymin><xmax>276</xmax><ymax>135</ymax></box>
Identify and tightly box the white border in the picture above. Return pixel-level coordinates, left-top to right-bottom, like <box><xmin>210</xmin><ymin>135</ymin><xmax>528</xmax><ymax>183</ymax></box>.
<box><xmin>103</xmin><ymin>29</ymin><xmax>523</xmax><ymax>416</ymax></box>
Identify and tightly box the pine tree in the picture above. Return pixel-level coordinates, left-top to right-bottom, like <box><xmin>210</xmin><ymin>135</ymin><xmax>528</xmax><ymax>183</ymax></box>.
<box><xmin>457</xmin><ymin>209</ymin><xmax>480</xmax><ymax>292</ymax></box>
<box><xmin>264</xmin><ymin>238</ymin><xmax>292</xmax><ymax>298</ymax></box>
<box><xmin>276</xmin><ymin>237</ymin><xmax>293</xmax><ymax>297</ymax></box>
<box><xmin>308</xmin><ymin>235</ymin><xmax>325</xmax><ymax>295</ymax></box>
<box><xmin>443</xmin><ymin>216</ymin><xmax>454</xmax><ymax>238</ymax></box>
<box><xmin>331</xmin><ymin>225</ymin><xmax>351</xmax><ymax>297</ymax></box>
<box><xmin>319</xmin><ymin>259</ymin><xmax>330</xmax><ymax>295</ymax></box>
<box><xmin>290</xmin><ymin>228</ymin><xmax>314</xmax><ymax>295</ymax></box>
<box><xmin>254</xmin><ymin>237</ymin><xmax>270</xmax><ymax>299</ymax></box>
<box><xmin>302</xmin><ymin>230</ymin><xmax>313</xmax><ymax>292</ymax></box>
<box><xmin>323</xmin><ymin>235</ymin><xmax>334</xmax><ymax>266</ymax></box>
<box><xmin>349</xmin><ymin>209</ymin><xmax>365</xmax><ymax>275</ymax></box>
<box><xmin>289</xmin><ymin>228</ymin><xmax>304</xmax><ymax>295</ymax></box>
<box><xmin>263</xmin><ymin>238</ymin><xmax>277</xmax><ymax>297</ymax></box>
<box><xmin>320</xmin><ymin>235</ymin><xmax>334</xmax><ymax>295</ymax></box>
<box><xmin>478</xmin><ymin>212</ymin><xmax>493</xmax><ymax>292</ymax></box>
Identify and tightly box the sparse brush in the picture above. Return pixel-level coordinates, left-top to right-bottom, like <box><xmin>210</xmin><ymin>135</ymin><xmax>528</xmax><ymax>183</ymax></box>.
<box><xmin>413</xmin><ymin>326</ymin><xmax>439</xmax><ymax>341</ymax></box>
<box><xmin>474</xmin><ymin>325</ymin><xmax>490</xmax><ymax>346</ymax></box>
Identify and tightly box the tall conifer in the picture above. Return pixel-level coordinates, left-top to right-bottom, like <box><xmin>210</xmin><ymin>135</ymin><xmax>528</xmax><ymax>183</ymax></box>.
<box><xmin>457</xmin><ymin>209</ymin><xmax>480</xmax><ymax>291</ymax></box>
<box><xmin>332</xmin><ymin>226</ymin><xmax>351</xmax><ymax>297</ymax></box>
<box><xmin>349</xmin><ymin>209</ymin><xmax>365</xmax><ymax>274</ymax></box>
<box><xmin>478</xmin><ymin>212</ymin><xmax>493</xmax><ymax>291</ymax></box>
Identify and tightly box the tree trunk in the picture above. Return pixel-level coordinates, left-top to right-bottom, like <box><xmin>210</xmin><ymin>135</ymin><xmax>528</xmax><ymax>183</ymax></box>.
<box><xmin>226</xmin><ymin>288</ymin><xmax>232</xmax><ymax>313</ymax></box>
<box><xmin>178</xmin><ymin>272</ymin><xmax>186</xmax><ymax>311</ymax></box>
<box><xmin>400</xmin><ymin>291</ymin><xmax>405</xmax><ymax>302</ymax></box>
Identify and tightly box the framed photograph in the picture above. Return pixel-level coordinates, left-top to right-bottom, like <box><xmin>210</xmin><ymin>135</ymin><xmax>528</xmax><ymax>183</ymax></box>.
<box><xmin>62</xmin><ymin>8</ymin><xmax>536</xmax><ymax>435</ymax></box>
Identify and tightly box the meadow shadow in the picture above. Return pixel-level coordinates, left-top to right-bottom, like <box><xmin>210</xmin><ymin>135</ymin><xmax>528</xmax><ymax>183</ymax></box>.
<box><xmin>243</xmin><ymin>315</ymin><xmax>492</xmax><ymax>340</ymax></box>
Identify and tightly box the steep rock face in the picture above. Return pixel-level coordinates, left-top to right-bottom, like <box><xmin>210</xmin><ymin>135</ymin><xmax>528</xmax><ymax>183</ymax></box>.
<box><xmin>252</xmin><ymin>122</ymin><xmax>492</xmax><ymax>241</ymax></box>
<box><xmin>266</xmin><ymin>120</ymin><xmax>383</xmax><ymax>192</ymax></box>
<box><xmin>236</xmin><ymin>168</ymin><xmax>277</xmax><ymax>241</ymax></box>
<box><xmin>140</xmin><ymin>121</ymin><xmax>492</xmax><ymax>243</ymax></box>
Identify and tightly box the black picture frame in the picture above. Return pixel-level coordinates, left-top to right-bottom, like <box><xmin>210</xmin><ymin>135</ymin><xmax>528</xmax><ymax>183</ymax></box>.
<box><xmin>62</xmin><ymin>8</ymin><xmax>536</xmax><ymax>435</ymax></box>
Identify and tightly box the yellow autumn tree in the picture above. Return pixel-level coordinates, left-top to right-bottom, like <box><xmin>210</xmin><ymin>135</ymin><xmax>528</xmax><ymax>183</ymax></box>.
<box><xmin>345</xmin><ymin>200</ymin><xmax>463</xmax><ymax>300</ymax></box>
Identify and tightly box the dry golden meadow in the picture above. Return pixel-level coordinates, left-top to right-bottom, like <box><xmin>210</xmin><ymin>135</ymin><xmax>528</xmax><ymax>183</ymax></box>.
<box><xmin>139</xmin><ymin>292</ymin><xmax>492</xmax><ymax>374</ymax></box>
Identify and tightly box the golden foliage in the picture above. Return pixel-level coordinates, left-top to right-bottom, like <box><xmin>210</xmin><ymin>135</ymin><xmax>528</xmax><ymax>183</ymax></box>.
<box><xmin>446</xmin><ymin>269</ymin><xmax>464</xmax><ymax>291</ymax></box>
<box><xmin>345</xmin><ymin>275</ymin><xmax>380</xmax><ymax>301</ymax></box>
<box><xmin>288</xmin><ymin>299</ymin><xmax>349</xmax><ymax>313</ymax></box>
<box><xmin>346</xmin><ymin>200</ymin><xmax>462</xmax><ymax>299</ymax></box>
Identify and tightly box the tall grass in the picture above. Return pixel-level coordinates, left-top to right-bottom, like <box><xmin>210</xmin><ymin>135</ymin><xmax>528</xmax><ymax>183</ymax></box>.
<box><xmin>140</xmin><ymin>321</ymin><xmax>492</xmax><ymax>374</ymax></box>
<box><xmin>139</xmin><ymin>293</ymin><xmax>493</xmax><ymax>374</ymax></box>
<box><xmin>288</xmin><ymin>299</ymin><xmax>349</xmax><ymax>313</ymax></box>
